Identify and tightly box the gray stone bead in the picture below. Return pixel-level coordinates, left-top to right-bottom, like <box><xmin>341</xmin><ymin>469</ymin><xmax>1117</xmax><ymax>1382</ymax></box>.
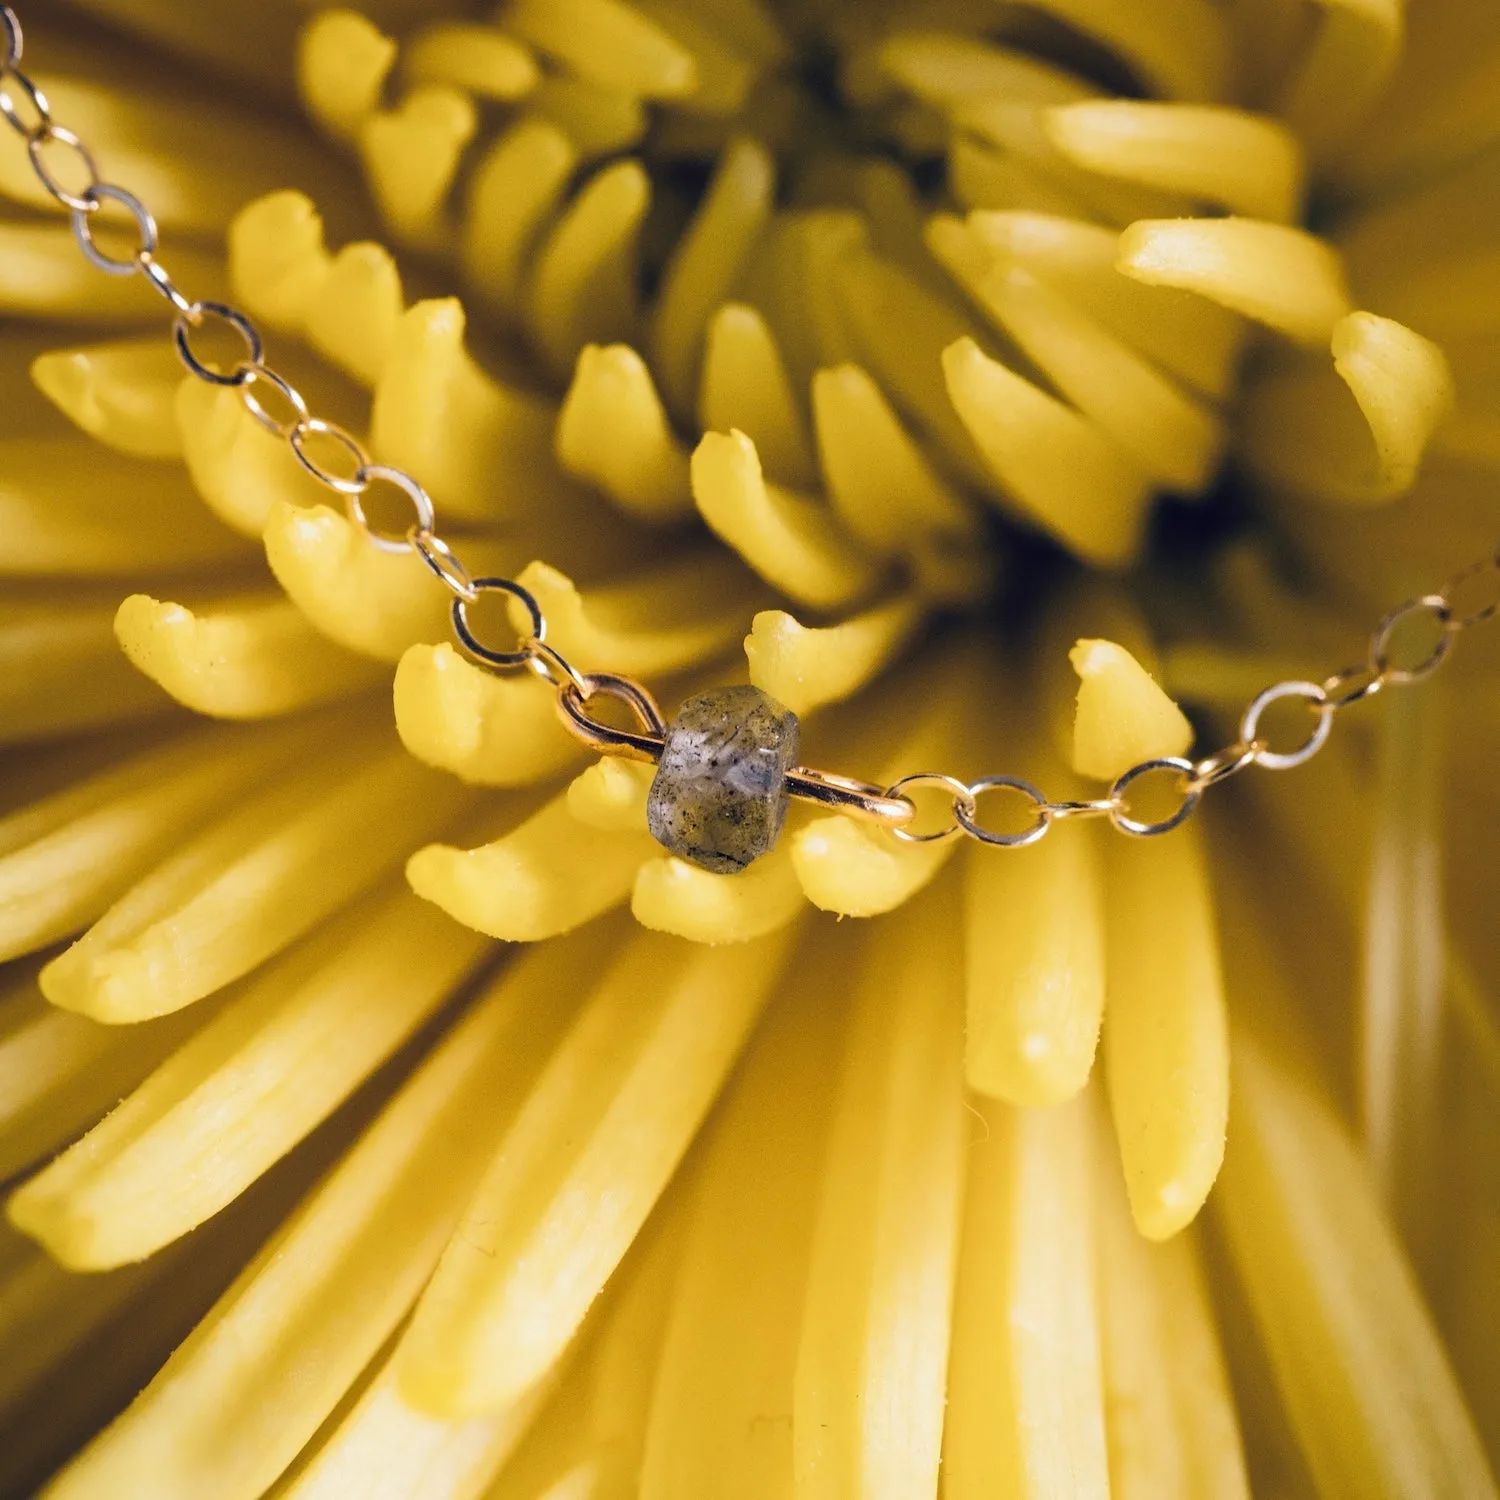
<box><xmin>646</xmin><ymin>685</ymin><xmax>800</xmax><ymax>874</ymax></box>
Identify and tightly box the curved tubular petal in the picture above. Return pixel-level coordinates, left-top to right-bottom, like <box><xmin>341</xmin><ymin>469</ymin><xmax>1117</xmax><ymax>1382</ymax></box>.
<box><xmin>1098</xmin><ymin>1163</ymin><xmax>1251</xmax><ymax>1500</ymax></box>
<box><xmin>943</xmin><ymin>1095</ymin><xmax>1108</xmax><ymax>1500</ymax></box>
<box><xmin>962</xmin><ymin>817</ymin><xmax>1106</xmax><ymax>1108</ymax></box>
<box><xmin>462</xmin><ymin>117</ymin><xmax>578</xmax><ymax>315</ymax></box>
<box><xmin>358</xmin><ymin>85</ymin><xmax>477</xmax><ymax>251</ymax></box>
<box><xmin>637</xmin><ymin>924</ymin><xmax>851</xmax><ymax>1498</ymax></box>
<box><xmin>567</xmin><ymin>756</ymin><xmax>655</xmax><ymax>832</ymax></box>
<box><xmin>632</xmin><ymin>842</ymin><xmax>807</xmax><ymax>944</ymax></box>
<box><xmin>942</xmin><ymin>337</ymin><xmax>1152</xmax><ymax>566</ymax></box>
<box><xmin>369</xmin><ymin>298</ymin><xmax>564</xmax><ymax>522</ymax></box>
<box><xmin>394</xmin><ymin>643</ymin><xmax>583</xmax><ymax>787</ymax></box>
<box><xmin>0</xmin><ymin>972</ymin><xmax>201</xmax><ymax>1184</ymax></box>
<box><xmin>531</xmin><ymin>73</ymin><xmax>649</xmax><ymax>157</ymax></box>
<box><xmin>744</xmin><ymin>595</ymin><xmax>924</xmax><ymax>716</ymax></box>
<box><xmin>485</xmin><ymin>1198</ymin><xmax>686</xmax><ymax>1500</ymax></box>
<box><xmin>832</xmin><ymin>252</ymin><xmax>995</xmax><ymax>493</ymax></box>
<box><xmin>10</xmin><ymin>884</ymin><xmax>491</xmax><ymax>1270</ymax></box>
<box><xmin>35</xmin><ymin>932</ymin><xmax>600</xmax><ymax>1500</ymax></box>
<box><xmin>932</xmin><ymin>235</ymin><xmax>1226</xmax><ymax>493</ymax></box>
<box><xmin>1117</xmin><ymin>218</ymin><xmax>1353</xmax><ymax>347</ymax></box>
<box><xmin>30</xmin><ymin>337</ymin><xmax>184</xmax><ymax>459</ymax></box>
<box><xmin>297</xmin><ymin>8</ymin><xmax>397</xmax><ymax>141</ymax></box>
<box><xmin>1240</xmin><ymin>312</ymin><xmax>1454</xmax><ymax>506</ymax></box>
<box><xmin>1275</xmin><ymin>0</ymin><xmax>1402</xmax><ymax>162</ymax></box>
<box><xmin>406</xmin><ymin>789</ymin><xmax>656</xmax><ymax>941</ymax></box>
<box><xmin>0</xmin><ymin>595</ymin><xmax>177</xmax><ymax>744</ymax></box>
<box><xmin>396</xmin><ymin>923</ymin><xmax>798</xmax><ymax>1416</ymax></box>
<box><xmin>41</xmin><ymin>737</ymin><xmax>472</xmax><ymax>1022</ymax></box>
<box><xmin>811</xmin><ymin>363</ymin><xmax>978</xmax><ymax>554</ymax></box>
<box><xmin>1045</xmin><ymin>101</ymin><xmax>1305</xmax><ymax>223</ymax></box>
<box><xmin>556</xmin><ymin>343</ymin><xmax>693</xmax><ymax>521</ymax></box>
<box><xmin>114</xmin><ymin>592</ymin><xmax>385</xmax><ymax>719</ymax></box>
<box><xmin>651</xmin><ymin>137</ymin><xmax>776</xmax><ymax>419</ymax></box>
<box><xmin>966</xmin><ymin>210</ymin><xmax>1246</xmax><ymax>400</ymax></box>
<box><xmin>0</xmin><ymin>437</ymin><xmax>251</xmax><ymax>576</ymax></box>
<box><xmin>1070</xmin><ymin>638</ymin><xmax>1193</xmax><ymax>782</ymax></box>
<box><xmin>229</xmin><ymin>191</ymin><xmax>404</xmax><ymax>388</ymax></box>
<box><xmin>876</xmin><ymin>32</ymin><xmax>1098</xmax><ymax>110</ymax></box>
<box><xmin>404</xmin><ymin>22</ymin><xmax>539</xmax><ymax>99</ymax></box>
<box><xmin>0</xmin><ymin>224</ymin><xmax>224</xmax><ymax>324</ymax></box>
<box><xmin>176</xmin><ymin>380</ymin><xmax>330</xmax><ymax>537</ymax></box>
<box><xmin>691</xmin><ymin>430</ymin><xmax>883</xmax><ymax>610</ymax></box>
<box><xmin>527</xmin><ymin>159</ymin><xmax>650</xmax><ymax>378</ymax></box>
<box><xmin>0</xmin><ymin>716</ymin><xmax>321</xmax><ymax>963</ymax></box>
<box><xmin>1104</xmin><ymin>823</ymin><xmax>1229</xmax><ymax>1241</ymax></box>
<box><xmin>504</xmin><ymin>0</ymin><xmax>699</xmax><ymax>97</ymax></box>
<box><xmin>264</xmin><ymin>504</ymin><xmax>527</xmax><ymax>664</ymax></box>
<box><xmin>513</xmin><ymin>551</ymin><xmax>756</xmax><ymax>677</ymax></box>
<box><xmin>699</xmin><ymin>303</ymin><xmax>817</xmax><ymax>489</ymax></box>
<box><xmin>794</xmin><ymin>880</ymin><xmax>966</xmax><ymax>1499</ymax></box>
<box><xmin>1218</xmin><ymin>1028</ymin><xmax>1498</xmax><ymax>1500</ymax></box>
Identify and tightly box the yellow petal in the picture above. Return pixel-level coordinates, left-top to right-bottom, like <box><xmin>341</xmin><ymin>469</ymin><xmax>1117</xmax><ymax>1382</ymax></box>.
<box><xmin>297</xmin><ymin>8</ymin><xmax>397</xmax><ymax>142</ymax></box>
<box><xmin>942</xmin><ymin>337</ymin><xmax>1152</xmax><ymax>566</ymax></box>
<box><xmin>1275</xmin><ymin>0</ymin><xmax>1402</xmax><ymax>161</ymax></box>
<box><xmin>369</xmin><ymin>298</ymin><xmax>561</xmax><ymax>522</ymax></box>
<box><xmin>794</xmin><ymin>880</ymin><xmax>966</xmax><ymax>1498</ymax></box>
<box><xmin>638</xmin><ymin>923</ymin><xmax>853</xmax><ymax>1497</ymax></box>
<box><xmin>502</xmin><ymin>0</ymin><xmax>698</xmax><ymax>98</ymax></box>
<box><xmin>407</xmin><ymin>788</ymin><xmax>654</xmax><ymax>941</ymax></box>
<box><xmin>41</xmin><ymin>735</ymin><xmax>472</xmax><ymax>1022</ymax></box>
<box><xmin>556</xmin><ymin>343</ymin><xmax>693</xmax><ymax>521</ymax></box>
<box><xmin>1070</xmin><ymin>638</ymin><xmax>1193</xmax><ymax>782</ymax></box>
<box><xmin>811</xmin><ymin>362</ymin><xmax>978</xmax><ymax>553</ymax></box>
<box><xmin>30</xmin><ymin>338</ymin><xmax>183</xmax><ymax>460</ymax></box>
<box><xmin>631</xmin><ymin>842</ymin><xmax>806</xmax><ymax>944</ymax></box>
<box><xmin>38</xmin><ymin>931</ymin><xmax>599</xmax><ymax>1500</ymax></box>
<box><xmin>1104</xmin><ymin>824</ymin><xmax>1228</xmax><ymax>1239</ymax></box>
<box><xmin>530</xmin><ymin>73</ymin><xmax>648</xmax><ymax>157</ymax></box>
<box><xmin>0</xmin><ymin>437</ymin><xmax>250</xmax><ymax>575</ymax></box>
<box><xmin>1045</xmin><ymin>101</ymin><xmax>1305</xmax><ymax>222</ymax></box>
<box><xmin>393</xmin><ymin>643</ymin><xmax>582</xmax><ymax>787</ymax></box>
<box><xmin>1118</xmin><ymin>217</ymin><xmax>1353</xmax><ymax>347</ymax></box>
<box><xmin>744</xmin><ymin>595</ymin><xmax>924</xmax><ymax>716</ymax></box>
<box><xmin>114</xmin><ymin>592</ymin><xmax>384</xmax><ymax>719</ymax></box>
<box><xmin>567</xmin><ymin>756</ymin><xmax>655</xmax><ymax>833</ymax></box>
<box><xmin>652</xmin><ymin>137</ymin><xmax>776</xmax><ymax>417</ymax></box>
<box><xmin>10</xmin><ymin>884</ymin><xmax>490</xmax><ymax>1269</ymax></box>
<box><xmin>398</xmin><ymin>924</ymin><xmax>797</xmax><ymax>1415</ymax></box>
<box><xmin>943</xmin><ymin>1095</ymin><xmax>1108</xmax><ymax>1499</ymax></box>
<box><xmin>691</xmin><ymin>429</ymin><xmax>882</xmax><ymax>610</ymax></box>
<box><xmin>527</xmin><ymin>159</ymin><xmax>650</xmax><ymax>377</ymax></box>
<box><xmin>699</xmin><ymin>303</ymin><xmax>817</xmax><ymax>489</ymax></box>
<box><xmin>405</xmin><ymin>22</ymin><xmax>539</xmax><ymax>100</ymax></box>
<box><xmin>1240</xmin><ymin>312</ymin><xmax>1454</xmax><ymax>505</ymax></box>
<box><xmin>358</xmin><ymin>86</ymin><xmax>477</xmax><ymax>251</ymax></box>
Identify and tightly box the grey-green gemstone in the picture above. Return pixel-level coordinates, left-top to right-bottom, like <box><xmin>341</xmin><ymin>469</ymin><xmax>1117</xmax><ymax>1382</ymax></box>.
<box><xmin>646</xmin><ymin>685</ymin><xmax>800</xmax><ymax>874</ymax></box>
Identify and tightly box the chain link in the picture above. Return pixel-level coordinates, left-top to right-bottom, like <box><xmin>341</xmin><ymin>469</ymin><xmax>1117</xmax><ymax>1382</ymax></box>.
<box><xmin>6</xmin><ymin>0</ymin><xmax>1499</xmax><ymax>854</ymax></box>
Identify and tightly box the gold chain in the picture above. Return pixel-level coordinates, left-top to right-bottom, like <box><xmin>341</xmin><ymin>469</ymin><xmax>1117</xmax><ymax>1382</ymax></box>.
<box><xmin>5</xmin><ymin>5</ymin><xmax>1496</xmax><ymax>848</ymax></box>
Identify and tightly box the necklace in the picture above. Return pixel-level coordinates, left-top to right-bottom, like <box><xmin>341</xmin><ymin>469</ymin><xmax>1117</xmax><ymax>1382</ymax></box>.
<box><xmin>4</xmin><ymin>3</ymin><xmax>1495</xmax><ymax>874</ymax></box>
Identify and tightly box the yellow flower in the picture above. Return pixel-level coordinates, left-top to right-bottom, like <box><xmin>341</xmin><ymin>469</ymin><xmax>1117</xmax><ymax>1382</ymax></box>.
<box><xmin>1</xmin><ymin>0</ymin><xmax>1497</xmax><ymax>1496</ymax></box>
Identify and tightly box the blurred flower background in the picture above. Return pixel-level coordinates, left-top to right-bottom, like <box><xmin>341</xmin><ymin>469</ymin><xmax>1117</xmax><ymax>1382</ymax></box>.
<box><xmin>2</xmin><ymin>0</ymin><xmax>1500</xmax><ymax>1494</ymax></box>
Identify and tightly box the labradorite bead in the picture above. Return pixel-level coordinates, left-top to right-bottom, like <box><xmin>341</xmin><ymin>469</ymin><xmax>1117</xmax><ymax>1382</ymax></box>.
<box><xmin>646</xmin><ymin>685</ymin><xmax>800</xmax><ymax>874</ymax></box>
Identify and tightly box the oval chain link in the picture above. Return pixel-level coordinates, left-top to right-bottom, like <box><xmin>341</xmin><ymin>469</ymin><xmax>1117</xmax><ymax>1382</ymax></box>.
<box><xmin>5</xmin><ymin>0</ymin><xmax>1500</xmax><ymax>848</ymax></box>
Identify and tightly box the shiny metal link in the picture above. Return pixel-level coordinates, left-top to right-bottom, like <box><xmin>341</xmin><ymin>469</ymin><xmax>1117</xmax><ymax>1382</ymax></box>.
<box><xmin>1320</xmin><ymin>663</ymin><xmax>1384</xmax><ymax>713</ymax></box>
<box><xmin>28</xmin><ymin>123</ymin><xmax>99</xmax><ymax>211</ymax></box>
<box><xmin>557</xmin><ymin>673</ymin><xmax>668</xmax><ymax>762</ymax></box>
<box><xmin>73</xmin><ymin>183</ymin><xmax>156</xmax><ymax>274</ymax></box>
<box><xmin>1369</xmin><ymin>593</ymin><xmax>1452</xmax><ymax>683</ymax></box>
<box><xmin>1189</xmin><ymin>740</ymin><xmax>1263</xmax><ymax>790</ymax></box>
<box><xmin>958</xmin><ymin>775</ymin><xmax>1052</xmax><ymax>848</ymax></box>
<box><xmin>1440</xmin><ymin>556</ymin><xmax>1500</xmax><ymax>630</ymax></box>
<box><xmin>1</xmin><ymin>6</ymin><xmax>19</xmax><ymax>70</ymax></box>
<box><xmin>237</xmin><ymin>364</ymin><xmax>309</xmax><ymax>437</ymax></box>
<box><xmin>347</xmin><ymin>464</ymin><xmax>434</xmax><ymax>553</ymax></box>
<box><xmin>1109</xmin><ymin>757</ymin><xmax>1201</xmax><ymax>837</ymax></box>
<box><xmin>1240</xmin><ymin>680</ymin><xmax>1331</xmax><ymax>770</ymax></box>
<box><xmin>450</xmin><ymin>577</ymin><xmax>546</xmax><ymax>668</ymax></box>
<box><xmin>885</xmin><ymin>773</ymin><xmax>977</xmax><ymax>845</ymax></box>
<box><xmin>522</xmin><ymin>637</ymin><xmax>592</xmax><ymax>697</ymax></box>
<box><xmin>408</xmin><ymin>527</ymin><xmax>478</xmax><ymax>602</ymax></box>
<box><xmin>175</xmin><ymin>301</ymin><xmax>259</xmax><ymax>384</ymax></box>
<box><xmin>290</xmin><ymin>419</ymin><xmax>369</xmax><ymax>497</ymax></box>
<box><xmin>138</xmin><ymin>252</ymin><xmax>195</xmax><ymax>317</ymax></box>
<box><xmin>0</xmin><ymin>56</ymin><xmax>45</xmax><ymax>137</ymax></box>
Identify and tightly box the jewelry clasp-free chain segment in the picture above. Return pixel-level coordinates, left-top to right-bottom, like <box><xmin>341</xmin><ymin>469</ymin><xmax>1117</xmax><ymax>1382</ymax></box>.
<box><xmin>4</xmin><ymin>3</ymin><xmax>1496</xmax><ymax>872</ymax></box>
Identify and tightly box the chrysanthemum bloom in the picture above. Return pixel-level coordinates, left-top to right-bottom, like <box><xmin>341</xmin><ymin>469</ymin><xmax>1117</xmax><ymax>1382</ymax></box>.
<box><xmin>2</xmin><ymin>0</ymin><xmax>1498</xmax><ymax>1494</ymax></box>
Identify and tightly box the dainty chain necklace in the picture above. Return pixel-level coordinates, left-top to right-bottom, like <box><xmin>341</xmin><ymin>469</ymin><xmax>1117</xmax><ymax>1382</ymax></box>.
<box><xmin>5</xmin><ymin>4</ymin><xmax>1496</xmax><ymax>872</ymax></box>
